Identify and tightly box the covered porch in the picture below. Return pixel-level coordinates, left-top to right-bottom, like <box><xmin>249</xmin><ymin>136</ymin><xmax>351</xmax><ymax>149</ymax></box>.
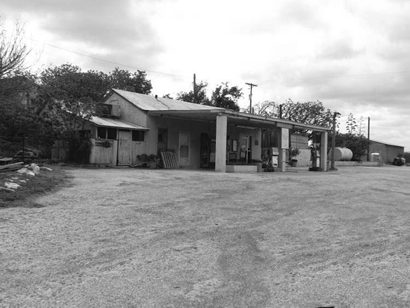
<box><xmin>148</xmin><ymin>109</ymin><xmax>330</xmax><ymax>172</ymax></box>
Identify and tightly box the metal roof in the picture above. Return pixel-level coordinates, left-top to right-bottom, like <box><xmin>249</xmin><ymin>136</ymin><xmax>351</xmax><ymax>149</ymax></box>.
<box><xmin>148</xmin><ymin>109</ymin><xmax>331</xmax><ymax>132</ymax></box>
<box><xmin>89</xmin><ymin>116</ymin><xmax>148</xmax><ymax>130</ymax></box>
<box><xmin>111</xmin><ymin>89</ymin><xmax>331</xmax><ymax>132</ymax></box>
<box><xmin>112</xmin><ymin>89</ymin><xmax>224</xmax><ymax>112</ymax></box>
<box><xmin>370</xmin><ymin>139</ymin><xmax>404</xmax><ymax>148</ymax></box>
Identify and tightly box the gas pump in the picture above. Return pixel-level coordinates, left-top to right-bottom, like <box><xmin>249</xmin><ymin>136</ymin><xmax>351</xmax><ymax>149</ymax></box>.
<box><xmin>310</xmin><ymin>133</ymin><xmax>321</xmax><ymax>170</ymax></box>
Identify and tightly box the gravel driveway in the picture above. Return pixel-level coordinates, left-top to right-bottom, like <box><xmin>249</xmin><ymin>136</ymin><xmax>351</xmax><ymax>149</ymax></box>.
<box><xmin>1</xmin><ymin>166</ymin><xmax>410</xmax><ymax>307</ymax></box>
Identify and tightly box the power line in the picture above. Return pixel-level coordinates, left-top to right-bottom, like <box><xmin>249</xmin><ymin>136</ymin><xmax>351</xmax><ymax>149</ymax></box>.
<box><xmin>28</xmin><ymin>38</ymin><xmax>183</xmax><ymax>78</ymax></box>
<box><xmin>245</xmin><ymin>82</ymin><xmax>257</xmax><ymax>114</ymax></box>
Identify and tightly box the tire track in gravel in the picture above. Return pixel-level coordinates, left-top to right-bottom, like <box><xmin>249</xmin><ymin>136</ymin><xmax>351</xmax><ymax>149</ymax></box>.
<box><xmin>212</xmin><ymin>230</ymin><xmax>271</xmax><ymax>307</ymax></box>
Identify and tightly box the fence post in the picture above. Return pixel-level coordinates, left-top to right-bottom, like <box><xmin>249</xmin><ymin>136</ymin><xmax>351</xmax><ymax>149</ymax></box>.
<box><xmin>22</xmin><ymin>135</ymin><xmax>25</xmax><ymax>163</ymax></box>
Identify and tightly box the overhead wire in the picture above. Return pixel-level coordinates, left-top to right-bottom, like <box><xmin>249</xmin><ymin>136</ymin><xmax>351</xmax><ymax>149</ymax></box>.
<box><xmin>28</xmin><ymin>38</ymin><xmax>410</xmax><ymax>90</ymax></box>
<box><xmin>28</xmin><ymin>38</ymin><xmax>184</xmax><ymax>78</ymax></box>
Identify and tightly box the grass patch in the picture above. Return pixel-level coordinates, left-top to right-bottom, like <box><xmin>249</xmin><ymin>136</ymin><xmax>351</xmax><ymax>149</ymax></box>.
<box><xmin>0</xmin><ymin>165</ymin><xmax>70</xmax><ymax>208</ymax></box>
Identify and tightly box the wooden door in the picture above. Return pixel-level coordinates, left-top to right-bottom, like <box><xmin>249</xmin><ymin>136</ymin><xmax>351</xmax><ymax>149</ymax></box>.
<box><xmin>179</xmin><ymin>131</ymin><xmax>190</xmax><ymax>167</ymax></box>
<box><xmin>118</xmin><ymin>130</ymin><xmax>132</xmax><ymax>165</ymax></box>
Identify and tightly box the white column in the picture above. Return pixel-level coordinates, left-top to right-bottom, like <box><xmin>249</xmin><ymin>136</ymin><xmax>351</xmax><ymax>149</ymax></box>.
<box><xmin>320</xmin><ymin>131</ymin><xmax>328</xmax><ymax>171</ymax></box>
<box><xmin>215</xmin><ymin>115</ymin><xmax>227</xmax><ymax>172</ymax></box>
<box><xmin>279</xmin><ymin>128</ymin><xmax>289</xmax><ymax>172</ymax></box>
<box><xmin>278</xmin><ymin>149</ymin><xmax>286</xmax><ymax>172</ymax></box>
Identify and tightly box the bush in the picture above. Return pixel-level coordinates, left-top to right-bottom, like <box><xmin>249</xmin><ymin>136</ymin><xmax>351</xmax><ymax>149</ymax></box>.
<box><xmin>403</xmin><ymin>152</ymin><xmax>410</xmax><ymax>164</ymax></box>
<box><xmin>67</xmin><ymin>135</ymin><xmax>91</xmax><ymax>164</ymax></box>
<box><xmin>334</xmin><ymin>133</ymin><xmax>369</xmax><ymax>161</ymax></box>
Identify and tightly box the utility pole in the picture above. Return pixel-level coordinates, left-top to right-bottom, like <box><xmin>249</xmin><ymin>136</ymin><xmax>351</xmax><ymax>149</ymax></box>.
<box><xmin>367</xmin><ymin>116</ymin><xmax>371</xmax><ymax>161</ymax></box>
<box><xmin>193</xmin><ymin>73</ymin><xmax>197</xmax><ymax>104</ymax></box>
<box><xmin>330</xmin><ymin>112</ymin><xmax>341</xmax><ymax>171</ymax></box>
<box><xmin>245</xmin><ymin>82</ymin><xmax>257</xmax><ymax>114</ymax></box>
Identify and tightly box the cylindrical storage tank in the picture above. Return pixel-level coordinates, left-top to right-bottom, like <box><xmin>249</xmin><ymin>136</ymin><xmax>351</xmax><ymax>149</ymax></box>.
<box><xmin>329</xmin><ymin>147</ymin><xmax>353</xmax><ymax>161</ymax></box>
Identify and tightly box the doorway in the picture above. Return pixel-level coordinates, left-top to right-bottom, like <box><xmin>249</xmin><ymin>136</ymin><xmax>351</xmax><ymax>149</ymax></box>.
<box><xmin>179</xmin><ymin>131</ymin><xmax>190</xmax><ymax>167</ymax></box>
<box><xmin>157</xmin><ymin>128</ymin><xmax>168</xmax><ymax>154</ymax></box>
<box><xmin>239</xmin><ymin>135</ymin><xmax>252</xmax><ymax>163</ymax></box>
<box><xmin>118</xmin><ymin>130</ymin><xmax>132</xmax><ymax>165</ymax></box>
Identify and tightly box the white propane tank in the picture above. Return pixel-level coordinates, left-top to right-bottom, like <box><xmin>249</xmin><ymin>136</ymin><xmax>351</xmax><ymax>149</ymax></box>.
<box><xmin>329</xmin><ymin>147</ymin><xmax>353</xmax><ymax>161</ymax></box>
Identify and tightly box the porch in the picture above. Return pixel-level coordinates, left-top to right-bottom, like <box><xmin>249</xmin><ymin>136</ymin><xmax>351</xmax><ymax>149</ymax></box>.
<box><xmin>148</xmin><ymin>109</ymin><xmax>330</xmax><ymax>172</ymax></box>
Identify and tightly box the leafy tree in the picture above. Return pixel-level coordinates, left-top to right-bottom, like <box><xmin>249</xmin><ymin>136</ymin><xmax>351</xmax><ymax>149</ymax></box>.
<box><xmin>0</xmin><ymin>72</ymin><xmax>56</xmax><ymax>156</ymax></box>
<box><xmin>176</xmin><ymin>81</ymin><xmax>210</xmax><ymax>104</ymax></box>
<box><xmin>335</xmin><ymin>133</ymin><xmax>369</xmax><ymax>161</ymax></box>
<box><xmin>254</xmin><ymin>99</ymin><xmax>334</xmax><ymax>134</ymax></box>
<box><xmin>39</xmin><ymin>64</ymin><xmax>101</xmax><ymax>124</ymax></box>
<box><xmin>251</xmin><ymin>100</ymin><xmax>279</xmax><ymax>117</ymax></box>
<box><xmin>281</xmin><ymin>99</ymin><xmax>333</xmax><ymax>128</ymax></box>
<box><xmin>210</xmin><ymin>82</ymin><xmax>242</xmax><ymax>111</ymax></box>
<box><xmin>403</xmin><ymin>152</ymin><xmax>410</xmax><ymax>163</ymax></box>
<box><xmin>37</xmin><ymin>64</ymin><xmax>109</xmax><ymax>161</ymax></box>
<box><xmin>335</xmin><ymin>113</ymin><xmax>370</xmax><ymax>161</ymax></box>
<box><xmin>0</xmin><ymin>19</ymin><xmax>29</xmax><ymax>78</ymax></box>
<box><xmin>37</xmin><ymin>64</ymin><xmax>153</xmax><ymax>161</ymax></box>
<box><xmin>109</xmin><ymin>68</ymin><xmax>152</xmax><ymax>94</ymax></box>
<box><xmin>0</xmin><ymin>19</ymin><xmax>37</xmax><ymax>156</ymax></box>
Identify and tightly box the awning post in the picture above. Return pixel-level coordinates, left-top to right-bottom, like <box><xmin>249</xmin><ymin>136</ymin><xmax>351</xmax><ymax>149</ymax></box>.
<box><xmin>279</xmin><ymin>128</ymin><xmax>289</xmax><ymax>172</ymax></box>
<box><xmin>215</xmin><ymin>115</ymin><xmax>227</xmax><ymax>172</ymax></box>
<box><xmin>320</xmin><ymin>131</ymin><xmax>328</xmax><ymax>171</ymax></box>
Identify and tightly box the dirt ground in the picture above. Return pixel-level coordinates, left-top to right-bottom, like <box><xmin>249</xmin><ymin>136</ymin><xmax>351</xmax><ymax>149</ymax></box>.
<box><xmin>1</xmin><ymin>166</ymin><xmax>410</xmax><ymax>307</ymax></box>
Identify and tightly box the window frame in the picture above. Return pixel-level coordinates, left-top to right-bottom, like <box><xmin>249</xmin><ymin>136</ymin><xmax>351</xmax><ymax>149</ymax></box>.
<box><xmin>132</xmin><ymin>130</ymin><xmax>145</xmax><ymax>142</ymax></box>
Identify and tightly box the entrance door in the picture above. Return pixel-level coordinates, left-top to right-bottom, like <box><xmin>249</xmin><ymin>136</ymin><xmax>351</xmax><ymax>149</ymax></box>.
<box><xmin>248</xmin><ymin>135</ymin><xmax>252</xmax><ymax>163</ymax></box>
<box><xmin>200</xmin><ymin>133</ymin><xmax>210</xmax><ymax>168</ymax></box>
<box><xmin>179</xmin><ymin>132</ymin><xmax>190</xmax><ymax>167</ymax></box>
<box><xmin>157</xmin><ymin>128</ymin><xmax>168</xmax><ymax>154</ymax></box>
<box><xmin>118</xmin><ymin>130</ymin><xmax>132</xmax><ymax>165</ymax></box>
<box><xmin>239</xmin><ymin>135</ymin><xmax>252</xmax><ymax>163</ymax></box>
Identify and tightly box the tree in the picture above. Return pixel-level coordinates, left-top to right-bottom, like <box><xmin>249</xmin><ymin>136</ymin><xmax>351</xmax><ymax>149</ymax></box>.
<box><xmin>335</xmin><ymin>133</ymin><xmax>369</xmax><ymax>161</ymax></box>
<box><xmin>109</xmin><ymin>68</ymin><xmax>152</xmax><ymax>94</ymax></box>
<box><xmin>37</xmin><ymin>64</ymin><xmax>153</xmax><ymax>161</ymax></box>
<box><xmin>37</xmin><ymin>64</ymin><xmax>110</xmax><ymax>161</ymax></box>
<box><xmin>0</xmin><ymin>19</ymin><xmax>29</xmax><ymax>78</ymax></box>
<box><xmin>335</xmin><ymin>112</ymin><xmax>370</xmax><ymax>161</ymax></box>
<box><xmin>0</xmin><ymin>72</ymin><xmax>57</xmax><ymax>156</ymax></box>
<box><xmin>251</xmin><ymin>100</ymin><xmax>279</xmax><ymax>117</ymax></box>
<box><xmin>39</xmin><ymin>64</ymin><xmax>103</xmax><ymax>122</ymax></box>
<box><xmin>176</xmin><ymin>81</ymin><xmax>210</xmax><ymax>105</ymax></box>
<box><xmin>346</xmin><ymin>113</ymin><xmax>358</xmax><ymax>135</ymax></box>
<box><xmin>254</xmin><ymin>99</ymin><xmax>334</xmax><ymax>132</ymax></box>
<box><xmin>210</xmin><ymin>82</ymin><xmax>242</xmax><ymax>111</ymax></box>
<box><xmin>162</xmin><ymin>94</ymin><xmax>173</xmax><ymax>99</ymax></box>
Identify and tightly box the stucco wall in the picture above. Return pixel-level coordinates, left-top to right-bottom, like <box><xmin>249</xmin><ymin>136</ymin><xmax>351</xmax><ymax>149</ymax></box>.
<box><xmin>291</xmin><ymin>134</ymin><xmax>309</xmax><ymax>149</ymax></box>
<box><xmin>227</xmin><ymin>126</ymin><xmax>262</xmax><ymax>161</ymax></box>
<box><xmin>151</xmin><ymin>117</ymin><xmax>216</xmax><ymax>169</ymax></box>
<box><xmin>149</xmin><ymin>117</ymin><xmax>264</xmax><ymax>169</ymax></box>
<box><xmin>293</xmin><ymin>149</ymin><xmax>311</xmax><ymax>167</ymax></box>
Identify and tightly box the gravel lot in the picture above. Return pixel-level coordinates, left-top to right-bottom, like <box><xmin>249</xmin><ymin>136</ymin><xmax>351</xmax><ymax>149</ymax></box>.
<box><xmin>1</xmin><ymin>166</ymin><xmax>410</xmax><ymax>307</ymax></box>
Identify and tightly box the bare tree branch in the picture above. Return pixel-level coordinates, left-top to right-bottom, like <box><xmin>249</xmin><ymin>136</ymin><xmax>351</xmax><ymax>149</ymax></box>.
<box><xmin>0</xmin><ymin>19</ymin><xmax>30</xmax><ymax>78</ymax></box>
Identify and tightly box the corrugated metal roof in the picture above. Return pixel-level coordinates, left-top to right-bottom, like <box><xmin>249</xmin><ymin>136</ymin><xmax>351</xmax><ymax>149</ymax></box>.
<box><xmin>370</xmin><ymin>139</ymin><xmax>404</xmax><ymax>148</ymax></box>
<box><xmin>89</xmin><ymin>116</ymin><xmax>148</xmax><ymax>130</ymax></box>
<box><xmin>112</xmin><ymin>89</ymin><xmax>224</xmax><ymax>112</ymax></box>
<box><xmin>110</xmin><ymin>89</ymin><xmax>330</xmax><ymax>132</ymax></box>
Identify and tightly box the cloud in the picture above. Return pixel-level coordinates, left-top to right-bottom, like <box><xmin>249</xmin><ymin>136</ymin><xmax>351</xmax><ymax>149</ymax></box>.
<box><xmin>1</xmin><ymin>0</ymin><xmax>410</xmax><ymax>149</ymax></box>
<box><xmin>0</xmin><ymin>0</ymin><xmax>163</xmax><ymax>71</ymax></box>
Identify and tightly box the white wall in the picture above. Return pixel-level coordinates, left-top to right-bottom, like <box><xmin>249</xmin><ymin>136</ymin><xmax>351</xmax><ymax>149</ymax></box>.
<box><xmin>89</xmin><ymin>139</ymin><xmax>118</xmax><ymax>165</ymax></box>
<box><xmin>105</xmin><ymin>93</ymin><xmax>149</xmax><ymax>127</ymax></box>
<box><xmin>152</xmin><ymin>117</ymin><xmax>216</xmax><ymax>169</ymax></box>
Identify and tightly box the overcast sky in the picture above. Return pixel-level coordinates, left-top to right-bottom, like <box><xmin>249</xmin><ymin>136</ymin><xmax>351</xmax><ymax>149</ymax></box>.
<box><xmin>1</xmin><ymin>0</ymin><xmax>410</xmax><ymax>150</ymax></box>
